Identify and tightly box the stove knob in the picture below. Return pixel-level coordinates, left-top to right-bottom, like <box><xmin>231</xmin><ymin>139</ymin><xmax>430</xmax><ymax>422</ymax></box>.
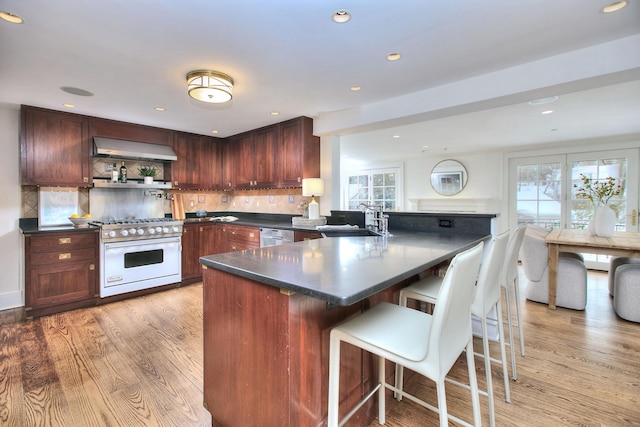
<box><xmin>148</xmin><ymin>228</ymin><xmax>156</xmax><ymax>234</ymax></box>
<box><xmin>163</xmin><ymin>227</ymin><xmax>170</xmax><ymax>233</ymax></box>
<box><xmin>156</xmin><ymin>226</ymin><xmax>163</xmax><ymax>233</ymax></box>
<box><xmin>129</xmin><ymin>228</ymin><xmax>137</xmax><ymax>235</ymax></box>
<box><xmin>137</xmin><ymin>228</ymin><xmax>145</xmax><ymax>235</ymax></box>
<box><xmin>108</xmin><ymin>230</ymin><xmax>117</xmax><ymax>238</ymax></box>
<box><xmin>172</xmin><ymin>226</ymin><xmax>180</xmax><ymax>233</ymax></box>
<box><xmin>121</xmin><ymin>229</ymin><xmax>129</xmax><ymax>236</ymax></box>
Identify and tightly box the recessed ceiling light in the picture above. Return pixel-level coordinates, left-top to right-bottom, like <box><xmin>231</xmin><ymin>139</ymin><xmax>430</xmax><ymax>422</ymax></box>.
<box><xmin>422</xmin><ymin>145</ymin><xmax>429</xmax><ymax>148</ymax></box>
<box><xmin>541</xmin><ymin>110</ymin><xmax>554</xmax><ymax>115</ymax></box>
<box><xmin>350</xmin><ymin>85</ymin><xmax>362</xmax><ymax>91</ymax></box>
<box><xmin>528</xmin><ymin>96</ymin><xmax>558</xmax><ymax>105</ymax></box>
<box><xmin>0</xmin><ymin>11</ymin><xmax>24</xmax><ymax>24</ymax></box>
<box><xmin>211</xmin><ymin>130</ymin><xmax>219</xmax><ymax>134</ymax></box>
<box><xmin>386</xmin><ymin>53</ymin><xmax>401</xmax><ymax>61</ymax></box>
<box><xmin>601</xmin><ymin>0</ymin><xmax>627</xmax><ymax>13</ymax></box>
<box><xmin>62</xmin><ymin>103</ymin><xmax>75</xmax><ymax>108</ymax></box>
<box><xmin>393</xmin><ymin>135</ymin><xmax>400</xmax><ymax>139</ymax></box>
<box><xmin>61</xmin><ymin>86</ymin><xmax>93</xmax><ymax>96</ymax></box>
<box><xmin>154</xmin><ymin>107</ymin><xmax>165</xmax><ymax>111</ymax></box>
<box><xmin>270</xmin><ymin>111</ymin><xmax>280</xmax><ymax>116</ymax></box>
<box><xmin>332</xmin><ymin>10</ymin><xmax>351</xmax><ymax>23</ymax></box>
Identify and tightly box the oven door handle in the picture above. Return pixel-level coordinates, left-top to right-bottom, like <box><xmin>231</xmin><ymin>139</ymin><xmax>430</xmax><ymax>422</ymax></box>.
<box><xmin>105</xmin><ymin>237</ymin><xmax>181</xmax><ymax>250</ymax></box>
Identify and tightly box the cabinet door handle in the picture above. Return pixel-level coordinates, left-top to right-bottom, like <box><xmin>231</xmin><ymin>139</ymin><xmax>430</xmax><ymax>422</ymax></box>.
<box><xmin>231</xmin><ymin>230</ymin><xmax>236</xmax><ymax>235</ymax></box>
<box><xmin>59</xmin><ymin>238</ymin><xmax>71</xmax><ymax>244</ymax></box>
<box><xmin>59</xmin><ymin>253</ymin><xmax>71</xmax><ymax>260</ymax></box>
<box><xmin>83</xmin><ymin>177</ymin><xmax>89</xmax><ymax>183</ymax></box>
<box><xmin>297</xmin><ymin>177</ymin><xmax>301</xmax><ymax>182</ymax></box>
<box><xmin>249</xmin><ymin>232</ymin><xmax>255</xmax><ymax>238</ymax></box>
<box><xmin>89</xmin><ymin>264</ymin><xmax>95</xmax><ymax>270</ymax></box>
<box><xmin>231</xmin><ymin>245</ymin><xmax>237</xmax><ymax>250</ymax></box>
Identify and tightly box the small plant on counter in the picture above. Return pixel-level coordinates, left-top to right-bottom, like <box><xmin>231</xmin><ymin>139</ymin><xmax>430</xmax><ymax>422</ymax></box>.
<box><xmin>137</xmin><ymin>165</ymin><xmax>157</xmax><ymax>177</ymax></box>
<box><xmin>298</xmin><ymin>201</ymin><xmax>309</xmax><ymax>211</ymax></box>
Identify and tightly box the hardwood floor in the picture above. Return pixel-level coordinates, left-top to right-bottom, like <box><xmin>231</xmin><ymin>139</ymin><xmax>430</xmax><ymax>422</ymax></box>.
<box><xmin>0</xmin><ymin>270</ymin><xmax>638</xmax><ymax>426</ymax></box>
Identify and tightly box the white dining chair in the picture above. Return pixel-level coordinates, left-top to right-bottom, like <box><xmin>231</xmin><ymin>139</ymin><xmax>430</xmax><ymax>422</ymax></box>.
<box><xmin>396</xmin><ymin>231</ymin><xmax>510</xmax><ymax>427</ymax></box>
<box><xmin>500</xmin><ymin>225</ymin><xmax>526</xmax><ymax>380</ymax></box>
<box><xmin>327</xmin><ymin>242</ymin><xmax>484</xmax><ymax>427</ymax></box>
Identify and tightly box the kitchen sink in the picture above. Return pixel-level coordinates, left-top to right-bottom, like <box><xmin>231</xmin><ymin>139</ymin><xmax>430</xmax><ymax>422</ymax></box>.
<box><xmin>320</xmin><ymin>229</ymin><xmax>384</xmax><ymax>237</ymax></box>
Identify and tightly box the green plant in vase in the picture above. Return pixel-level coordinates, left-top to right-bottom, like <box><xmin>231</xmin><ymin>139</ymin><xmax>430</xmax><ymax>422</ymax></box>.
<box><xmin>138</xmin><ymin>165</ymin><xmax>157</xmax><ymax>183</ymax></box>
<box><xmin>573</xmin><ymin>173</ymin><xmax>621</xmax><ymax>236</ymax></box>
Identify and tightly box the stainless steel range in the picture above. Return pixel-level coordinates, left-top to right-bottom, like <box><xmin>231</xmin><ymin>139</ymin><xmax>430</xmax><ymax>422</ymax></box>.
<box><xmin>88</xmin><ymin>185</ymin><xmax>184</xmax><ymax>298</ymax></box>
<box><xmin>92</xmin><ymin>217</ymin><xmax>183</xmax><ymax>297</ymax></box>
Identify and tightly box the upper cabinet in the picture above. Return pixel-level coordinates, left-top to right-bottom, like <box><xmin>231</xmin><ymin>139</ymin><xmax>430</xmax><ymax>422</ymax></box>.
<box><xmin>90</xmin><ymin>116</ymin><xmax>174</xmax><ymax>146</ymax></box>
<box><xmin>231</xmin><ymin>126</ymin><xmax>279</xmax><ymax>189</ymax></box>
<box><xmin>20</xmin><ymin>105</ymin><xmax>91</xmax><ymax>186</ymax></box>
<box><xmin>225</xmin><ymin>116</ymin><xmax>319</xmax><ymax>190</ymax></box>
<box><xmin>20</xmin><ymin>106</ymin><xmax>320</xmax><ymax>192</ymax></box>
<box><xmin>279</xmin><ymin>116</ymin><xmax>320</xmax><ymax>187</ymax></box>
<box><xmin>170</xmin><ymin>132</ymin><xmax>222</xmax><ymax>190</ymax></box>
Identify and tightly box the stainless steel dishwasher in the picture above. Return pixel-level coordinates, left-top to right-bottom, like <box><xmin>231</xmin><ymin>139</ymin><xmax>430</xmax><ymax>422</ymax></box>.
<box><xmin>259</xmin><ymin>228</ymin><xmax>295</xmax><ymax>247</ymax></box>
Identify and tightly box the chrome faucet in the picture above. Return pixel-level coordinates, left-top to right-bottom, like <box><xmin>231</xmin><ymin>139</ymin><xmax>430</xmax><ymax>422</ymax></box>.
<box><xmin>358</xmin><ymin>203</ymin><xmax>389</xmax><ymax>237</ymax></box>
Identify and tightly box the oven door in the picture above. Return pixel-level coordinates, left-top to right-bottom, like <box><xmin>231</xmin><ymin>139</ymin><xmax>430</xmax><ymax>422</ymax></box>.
<box><xmin>101</xmin><ymin>236</ymin><xmax>182</xmax><ymax>297</ymax></box>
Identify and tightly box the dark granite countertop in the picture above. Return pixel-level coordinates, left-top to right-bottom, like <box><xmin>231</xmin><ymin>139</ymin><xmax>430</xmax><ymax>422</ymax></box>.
<box><xmin>19</xmin><ymin>218</ymin><xmax>100</xmax><ymax>234</ymax></box>
<box><xmin>200</xmin><ymin>231</ymin><xmax>488</xmax><ymax>306</ymax></box>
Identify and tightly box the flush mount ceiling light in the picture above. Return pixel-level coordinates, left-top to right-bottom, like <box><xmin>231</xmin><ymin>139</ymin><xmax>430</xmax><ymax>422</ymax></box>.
<box><xmin>332</xmin><ymin>10</ymin><xmax>351</xmax><ymax>23</ymax></box>
<box><xmin>0</xmin><ymin>11</ymin><xmax>24</xmax><ymax>24</ymax></box>
<box><xmin>186</xmin><ymin>70</ymin><xmax>234</xmax><ymax>103</ymax></box>
<box><xmin>601</xmin><ymin>0</ymin><xmax>627</xmax><ymax>13</ymax></box>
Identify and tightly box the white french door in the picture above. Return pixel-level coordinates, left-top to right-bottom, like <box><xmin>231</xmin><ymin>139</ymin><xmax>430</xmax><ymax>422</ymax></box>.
<box><xmin>567</xmin><ymin>149</ymin><xmax>638</xmax><ymax>232</ymax></box>
<box><xmin>510</xmin><ymin>148</ymin><xmax>639</xmax><ymax>270</ymax></box>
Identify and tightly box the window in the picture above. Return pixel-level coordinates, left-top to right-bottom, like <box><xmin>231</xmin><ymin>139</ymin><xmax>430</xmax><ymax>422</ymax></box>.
<box><xmin>344</xmin><ymin>166</ymin><xmax>403</xmax><ymax>211</ymax></box>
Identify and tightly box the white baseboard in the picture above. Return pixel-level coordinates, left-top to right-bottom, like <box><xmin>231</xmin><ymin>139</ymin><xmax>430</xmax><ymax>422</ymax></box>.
<box><xmin>0</xmin><ymin>291</ymin><xmax>24</xmax><ymax>311</ymax></box>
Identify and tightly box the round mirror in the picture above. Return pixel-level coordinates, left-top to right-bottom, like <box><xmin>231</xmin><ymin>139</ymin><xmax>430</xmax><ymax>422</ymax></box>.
<box><xmin>430</xmin><ymin>159</ymin><xmax>468</xmax><ymax>196</ymax></box>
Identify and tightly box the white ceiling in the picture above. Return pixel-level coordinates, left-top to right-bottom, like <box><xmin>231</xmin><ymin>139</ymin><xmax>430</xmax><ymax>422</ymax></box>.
<box><xmin>1</xmin><ymin>0</ymin><xmax>639</xmax><ymax>160</ymax></box>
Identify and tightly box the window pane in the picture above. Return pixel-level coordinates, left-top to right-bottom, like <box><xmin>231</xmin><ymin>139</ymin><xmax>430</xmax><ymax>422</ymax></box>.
<box><xmin>516</xmin><ymin>162</ymin><xmax>562</xmax><ymax>227</ymax></box>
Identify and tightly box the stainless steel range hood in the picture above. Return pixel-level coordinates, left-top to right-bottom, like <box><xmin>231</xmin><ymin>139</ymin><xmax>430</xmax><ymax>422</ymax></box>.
<box><xmin>93</xmin><ymin>137</ymin><xmax>177</xmax><ymax>162</ymax></box>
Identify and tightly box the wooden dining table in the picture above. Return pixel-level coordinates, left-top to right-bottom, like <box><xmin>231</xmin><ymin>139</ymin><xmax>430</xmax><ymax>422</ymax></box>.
<box><xmin>545</xmin><ymin>228</ymin><xmax>640</xmax><ymax>309</ymax></box>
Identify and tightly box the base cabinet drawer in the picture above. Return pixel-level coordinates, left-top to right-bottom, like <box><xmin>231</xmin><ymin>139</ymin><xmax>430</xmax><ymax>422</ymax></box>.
<box><xmin>223</xmin><ymin>225</ymin><xmax>260</xmax><ymax>252</ymax></box>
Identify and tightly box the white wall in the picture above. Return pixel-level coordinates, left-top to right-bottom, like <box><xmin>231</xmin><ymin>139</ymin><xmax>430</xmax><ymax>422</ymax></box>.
<box><xmin>0</xmin><ymin>107</ymin><xmax>23</xmax><ymax>310</ymax></box>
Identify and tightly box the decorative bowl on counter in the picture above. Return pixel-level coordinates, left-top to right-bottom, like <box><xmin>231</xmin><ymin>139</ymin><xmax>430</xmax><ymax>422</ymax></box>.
<box><xmin>68</xmin><ymin>217</ymin><xmax>92</xmax><ymax>228</ymax></box>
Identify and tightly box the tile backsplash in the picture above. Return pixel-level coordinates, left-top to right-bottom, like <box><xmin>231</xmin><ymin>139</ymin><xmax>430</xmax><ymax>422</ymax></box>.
<box><xmin>22</xmin><ymin>186</ymin><xmax>317</xmax><ymax>218</ymax></box>
<box><xmin>172</xmin><ymin>188</ymin><xmax>313</xmax><ymax>216</ymax></box>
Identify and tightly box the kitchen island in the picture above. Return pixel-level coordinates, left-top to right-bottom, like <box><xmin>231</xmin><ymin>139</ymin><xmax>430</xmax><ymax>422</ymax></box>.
<box><xmin>199</xmin><ymin>231</ymin><xmax>488</xmax><ymax>426</ymax></box>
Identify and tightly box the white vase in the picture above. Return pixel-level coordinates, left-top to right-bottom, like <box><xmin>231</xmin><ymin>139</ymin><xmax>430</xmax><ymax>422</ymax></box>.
<box><xmin>587</xmin><ymin>217</ymin><xmax>597</xmax><ymax>235</ymax></box>
<box><xmin>595</xmin><ymin>204</ymin><xmax>616</xmax><ymax>237</ymax></box>
<box><xmin>143</xmin><ymin>176</ymin><xmax>154</xmax><ymax>184</ymax></box>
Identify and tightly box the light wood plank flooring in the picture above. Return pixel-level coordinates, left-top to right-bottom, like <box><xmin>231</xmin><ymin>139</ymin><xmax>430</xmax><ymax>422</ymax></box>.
<box><xmin>0</xmin><ymin>270</ymin><xmax>638</xmax><ymax>426</ymax></box>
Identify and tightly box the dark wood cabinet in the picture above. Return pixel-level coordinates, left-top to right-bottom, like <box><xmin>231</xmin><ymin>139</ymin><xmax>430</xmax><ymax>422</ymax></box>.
<box><xmin>182</xmin><ymin>222</ymin><xmax>222</xmax><ymax>283</ymax></box>
<box><xmin>279</xmin><ymin>116</ymin><xmax>320</xmax><ymax>188</ymax></box>
<box><xmin>221</xmin><ymin>140</ymin><xmax>235</xmax><ymax>190</ymax></box>
<box><xmin>24</xmin><ymin>230</ymin><xmax>99</xmax><ymax>318</ymax></box>
<box><xmin>254</xmin><ymin>125</ymin><xmax>279</xmax><ymax>188</ymax></box>
<box><xmin>230</xmin><ymin>125</ymin><xmax>279</xmax><ymax>189</ymax></box>
<box><xmin>170</xmin><ymin>132</ymin><xmax>222</xmax><ymax>189</ymax></box>
<box><xmin>232</xmin><ymin>132</ymin><xmax>256</xmax><ymax>189</ymax></box>
<box><xmin>90</xmin><ymin>116</ymin><xmax>174</xmax><ymax>146</ymax></box>
<box><xmin>222</xmin><ymin>224</ymin><xmax>260</xmax><ymax>252</ymax></box>
<box><xmin>20</xmin><ymin>105</ymin><xmax>91</xmax><ymax>186</ymax></box>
